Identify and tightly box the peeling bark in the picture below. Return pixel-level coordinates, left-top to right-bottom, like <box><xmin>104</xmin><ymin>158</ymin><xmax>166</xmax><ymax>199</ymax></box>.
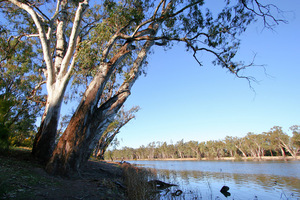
<box><xmin>46</xmin><ymin>22</ymin><xmax>160</xmax><ymax>175</ymax></box>
<box><xmin>46</xmin><ymin>44</ymin><xmax>133</xmax><ymax>175</ymax></box>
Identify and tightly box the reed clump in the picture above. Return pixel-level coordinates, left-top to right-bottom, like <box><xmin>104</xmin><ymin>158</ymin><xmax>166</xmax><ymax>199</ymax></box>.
<box><xmin>121</xmin><ymin>162</ymin><xmax>158</xmax><ymax>200</ymax></box>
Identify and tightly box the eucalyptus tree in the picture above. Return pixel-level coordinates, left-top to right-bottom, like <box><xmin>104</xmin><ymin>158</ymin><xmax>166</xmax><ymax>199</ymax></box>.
<box><xmin>2</xmin><ymin>0</ymin><xmax>284</xmax><ymax>175</ymax></box>
<box><xmin>244</xmin><ymin>132</ymin><xmax>266</xmax><ymax>158</ymax></box>
<box><xmin>135</xmin><ymin>145</ymin><xmax>146</xmax><ymax>159</ymax></box>
<box><xmin>166</xmin><ymin>143</ymin><xmax>177</xmax><ymax>159</ymax></box>
<box><xmin>156</xmin><ymin>142</ymin><xmax>169</xmax><ymax>159</ymax></box>
<box><xmin>146</xmin><ymin>142</ymin><xmax>157</xmax><ymax>159</ymax></box>
<box><xmin>224</xmin><ymin>136</ymin><xmax>237</xmax><ymax>157</ymax></box>
<box><xmin>290</xmin><ymin>125</ymin><xmax>300</xmax><ymax>156</ymax></box>
<box><xmin>266</xmin><ymin>126</ymin><xmax>296</xmax><ymax>158</ymax></box>
<box><xmin>94</xmin><ymin>106</ymin><xmax>139</xmax><ymax>160</ymax></box>
<box><xmin>198</xmin><ymin>141</ymin><xmax>206</xmax><ymax>159</ymax></box>
<box><xmin>187</xmin><ymin>141</ymin><xmax>201</xmax><ymax>159</ymax></box>
<box><xmin>232</xmin><ymin>136</ymin><xmax>248</xmax><ymax>157</ymax></box>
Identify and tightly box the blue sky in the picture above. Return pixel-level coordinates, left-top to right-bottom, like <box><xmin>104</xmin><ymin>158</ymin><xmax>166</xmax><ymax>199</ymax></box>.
<box><xmin>114</xmin><ymin>1</ymin><xmax>300</xmax><ymax>148</ymax></box>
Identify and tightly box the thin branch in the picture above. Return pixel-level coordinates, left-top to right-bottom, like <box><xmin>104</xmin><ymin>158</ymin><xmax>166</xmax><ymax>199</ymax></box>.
<box><xmin>23</xmin><ymin>0</ymin><xmax>50</xmax><ymax>22</ymax></box>
<box><xmin>101</xmin><ymin>33</ymin><xmax>121</xmax><ymax>62</ymax></box>
<box><xmin>46</xmin><ymin>0</ymin><xmax>62</xmax><ymax>40</ymax></box>
<box><xmin>0</xmin><ymin>34</ymin><xmax>24</xmax><ymax>63</ymax></box>
<box><xmin>129</xmin><ymin>0</ymin><xmax>165</xmax><ymax>38</ymax></box>
<box><xmin>241</xmin><ymin>0</ymin><xmax>287</xmax><ymax>29</ymax></box>
<box><xmin>167</xmin><ymin>0</ymin><xmax>203</xmax><ymax>18</ymax></box>
<box><xmin>24</xmin><ymin>33</ymin><xmax>39</xmax><ymax>37</ymax></box>
<box><xmin>28</xmin><ymin>80</ymin><xmax>47</xmax><ymax>100</ymax></box>
<box><xmin>64</xmin><ymin>36</ymin><xmax>81</xmax><ymax>82</ymax></box>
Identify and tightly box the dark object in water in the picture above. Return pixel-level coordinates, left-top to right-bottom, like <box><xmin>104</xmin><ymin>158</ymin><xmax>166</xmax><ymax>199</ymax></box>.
<box><xmin>220</xmin><ymin>185</ymin><xmax>231</xmax><ymax>197</ymax></box>
<box><xmin>171</xmin><ymin>189</ymin><xmax>183</xmax><ymax>196</ymax></box>
<box><xmin>148</xmin><ymin>180</ymin><xmax>178</xmax><ymax>190</ymax></box>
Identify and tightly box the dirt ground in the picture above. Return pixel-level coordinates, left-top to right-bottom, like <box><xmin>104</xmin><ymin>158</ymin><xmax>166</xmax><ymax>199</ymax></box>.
<box><xmin>0</xmin><ymin>149</ymin><xmax>128</xmax><ymax>200</ymax></box>
<box><xmin>34</xmin><ymin>161</ymin><xmax>127</xmax><ymax>200</ymax></box>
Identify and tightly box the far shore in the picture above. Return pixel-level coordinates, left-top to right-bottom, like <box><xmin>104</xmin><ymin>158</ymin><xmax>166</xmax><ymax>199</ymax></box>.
<box><xmin>118</xmin><ymin>156</ymin><xmax>300</xmax><ymax>162</ymax></box>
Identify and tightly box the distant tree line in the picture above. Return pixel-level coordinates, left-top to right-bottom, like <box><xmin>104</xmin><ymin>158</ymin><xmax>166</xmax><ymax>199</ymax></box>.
<box><xmin>105</xmin><ymin>125</ymin><xmax>300</xmax><ymax>160</ymax></box>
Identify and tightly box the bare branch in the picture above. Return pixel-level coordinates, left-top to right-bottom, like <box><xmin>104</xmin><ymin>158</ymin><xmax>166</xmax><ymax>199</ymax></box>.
<box><xmin>24</xmin><ymin>33</ymin><xmax>39</xmax><ymax>38</ymax></box>
<box><xmin>241</xmin><ymin>0</ymin><xmax>287</xmax><ymax>29</ymax></box>
<box><xmin>46</xmin><ymin>0</ymin><xmax>62</xmax><ymax>40</ymax></box>
<box><xmin>59</xmin><ymin>0</ymin><xmax>89</xmax><ymax>79</ymax></box>
<box><xmin>64</xmin><ymin>36</ymin><xmax>81</xmax><ymax>82</ymax></box>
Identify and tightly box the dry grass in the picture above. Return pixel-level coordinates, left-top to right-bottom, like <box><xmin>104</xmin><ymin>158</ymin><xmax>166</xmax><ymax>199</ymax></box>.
<box><xmin>121</xmin><ymin>162</ymin><xmax>159</xmax><ymax>200</ymax></box>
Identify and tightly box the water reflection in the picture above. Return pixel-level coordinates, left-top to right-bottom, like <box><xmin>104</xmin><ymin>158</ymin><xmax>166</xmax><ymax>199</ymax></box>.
<box><xmin>155</xmin><ymin>169</ymin><xmax>300</xmax><ymax>199</ymax></box>
<box><xmin>132</xmin><ymin>161</ymin><xmax>300</xmax><ymax>200</ymax></box>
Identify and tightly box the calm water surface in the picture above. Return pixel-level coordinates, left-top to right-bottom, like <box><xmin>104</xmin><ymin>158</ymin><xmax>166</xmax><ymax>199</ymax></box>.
<box><xmin>130</xmin><ymin>160</ymin><xmax>300</xmax><ymax>200</ymax></box>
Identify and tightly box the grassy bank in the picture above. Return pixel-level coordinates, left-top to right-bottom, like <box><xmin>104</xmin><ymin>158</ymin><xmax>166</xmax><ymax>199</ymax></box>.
<box><xmin>0</xmin><ymin>147</ymin><xmax>161</xmax><ymax>200</ymax></box>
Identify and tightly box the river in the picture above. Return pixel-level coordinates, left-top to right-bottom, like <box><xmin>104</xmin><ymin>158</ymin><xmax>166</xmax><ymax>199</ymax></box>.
<box><xmin>130</xmin><ymin>160</ymin><xmax>300</xmax><ymax>200</ymax></box>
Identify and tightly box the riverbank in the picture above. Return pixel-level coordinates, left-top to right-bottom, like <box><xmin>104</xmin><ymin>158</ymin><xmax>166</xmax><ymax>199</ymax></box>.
<box><xmin>122</xmin><ymin>156</ymin><xmax>300</xmax><ymax>162</ymax></box>
<box><xmin>0</xmin><ymin>147</ymin><xmax>147</xmax><ymax>199</ymax></box>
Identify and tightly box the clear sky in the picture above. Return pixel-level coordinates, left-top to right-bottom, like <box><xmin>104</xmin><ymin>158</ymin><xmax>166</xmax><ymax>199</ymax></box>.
<box><xmin>113</xmin><ymin>1</ymin><xmax>300</xmax><ymax>148</ymax></box>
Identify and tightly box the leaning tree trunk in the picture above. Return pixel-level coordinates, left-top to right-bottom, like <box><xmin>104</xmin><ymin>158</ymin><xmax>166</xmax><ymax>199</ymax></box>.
<box><xmin>45</xmin><ymin>42</ymin><xmax>133</xmax><ymax>175</ymax></box>
<box><xmin>280</xmin><ymin>146</ymin><xmax>286</xmax><ymax>157</ymax></box>
<box><xmin>95</xmin><ymin>108</ymin><xmax>136</xmax><ymax>160</ymax></box>
<box><xmin>45</xmin><ymin>66</ymin><xmax>119</xmax><ymax>175</ymax></box>
<box><xmin>279</xmin><ymin>139</ymin><xmax>297</xmax><ymax>159</ymax></box>
<box><xmin>46</xmin><ymin>85</ymin><xmax>130</xmax><ymax>175</ymax></box>
<box><xmin>46</xmin><ymin>29</ymin><xmax>158</xmax><ymax>175</ymax></box>
<box><xmin>235</xmin><ymin>145</ymin><xmax>247</xmax><ymax>157</ymax></box>
<box><xmin>95</xmin><ymin>134</ymin><xmax>110</xmax><ymax>160</ymax></box>
<box><xmin>95</xmin><ymin>131</ymin><xmax>117</xmax><ymax>160</ymax></box>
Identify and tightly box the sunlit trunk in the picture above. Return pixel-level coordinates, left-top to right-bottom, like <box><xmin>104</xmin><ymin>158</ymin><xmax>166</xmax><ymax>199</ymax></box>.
<box><xmin>280</xmin><ymin>147</ymin><xmax>286</xmax><ymax>157</ymax></box>
<box><xmin>45</xmin><ymin>72</ymin><xmax>112</xmax><ymax>175</ymax></box>
<box><xmin>46</xmin><ymin>60</ymin><xmax>130</xmax><ymax>175</ymax></box>
<box><xmin>32</xmin><ymin>91</ymin><xmax>64</xmax><ymax>163</ymax></box>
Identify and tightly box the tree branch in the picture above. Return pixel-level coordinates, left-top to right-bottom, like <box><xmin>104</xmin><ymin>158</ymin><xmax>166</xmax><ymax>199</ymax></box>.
<box><xmin>59</xmin><ymin>0</ymin><xmax>89</xmax><ymax>79</ymax></box>
<box><xmin>46</xmin><ymin>0</ymin><xmax>62</xmax><ymax>40</ymax></box>
<box><xmin>7</xmin><ymin>0</ymin><xmax>54</xmax><ymax>86</ymax></box>
<box><xmin>241</xmin><ymin>0</ymin><xmax>287</xmax><ymax>29</ymax></box>
<box><xmin>28</xmin><ymin>80</ymin><xmax>47</xmax><ymax>100</ymax></box>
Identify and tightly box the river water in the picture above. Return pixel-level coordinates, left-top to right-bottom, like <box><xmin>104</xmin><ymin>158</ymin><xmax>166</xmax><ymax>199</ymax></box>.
<box><xmin>130</xmin><ymin>160</ymin><xmax>300</xmax><ymax>200</ymax></box>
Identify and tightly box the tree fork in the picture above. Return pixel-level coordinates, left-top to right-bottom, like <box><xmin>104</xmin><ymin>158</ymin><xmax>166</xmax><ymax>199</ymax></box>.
<box><xmin>46</xmin><ymin>25</ymin><xmax>159</xmax><ymax>175</ymax></box>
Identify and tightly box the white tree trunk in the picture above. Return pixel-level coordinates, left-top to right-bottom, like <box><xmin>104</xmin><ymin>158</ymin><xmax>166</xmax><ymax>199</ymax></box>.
<box><xmin>8</xmin><ymin>0</ymin><xmax>89</xmax><ymax>162</ymax></box>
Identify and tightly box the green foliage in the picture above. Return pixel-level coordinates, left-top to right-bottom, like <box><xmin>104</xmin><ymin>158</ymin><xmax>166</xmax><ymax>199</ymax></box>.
<box><xmin>73</xmin><ymin>0</ymin><xmax>152</xmax><ymax>98</ymax></box>
<box><xmin>108</xmin><ymin>125</ymin><xmax>300</xmax><ymax>160</ymax></box>
<box><xmin>290</xmin><ymin>125</ymin><xmax>300</xmax><ymax>150</ymax></box>
<box><xmin>0</xmin><ymin>123</ymin><xmax>10</xmax><ymax>150</ymax></box>
<box><xmin>0</xmin><ymin>96</ymin><xmax>14</xmax><ymax>149</ymax></box>
<box><xmin>0</xmin><ymin>94</ymin><xmax>37</xmax><ymax>148</ymax></box>
<box><xmin>0</xmin><ymin>18</ymin><xmax>41</xmax><ymax>148</ymax></box>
